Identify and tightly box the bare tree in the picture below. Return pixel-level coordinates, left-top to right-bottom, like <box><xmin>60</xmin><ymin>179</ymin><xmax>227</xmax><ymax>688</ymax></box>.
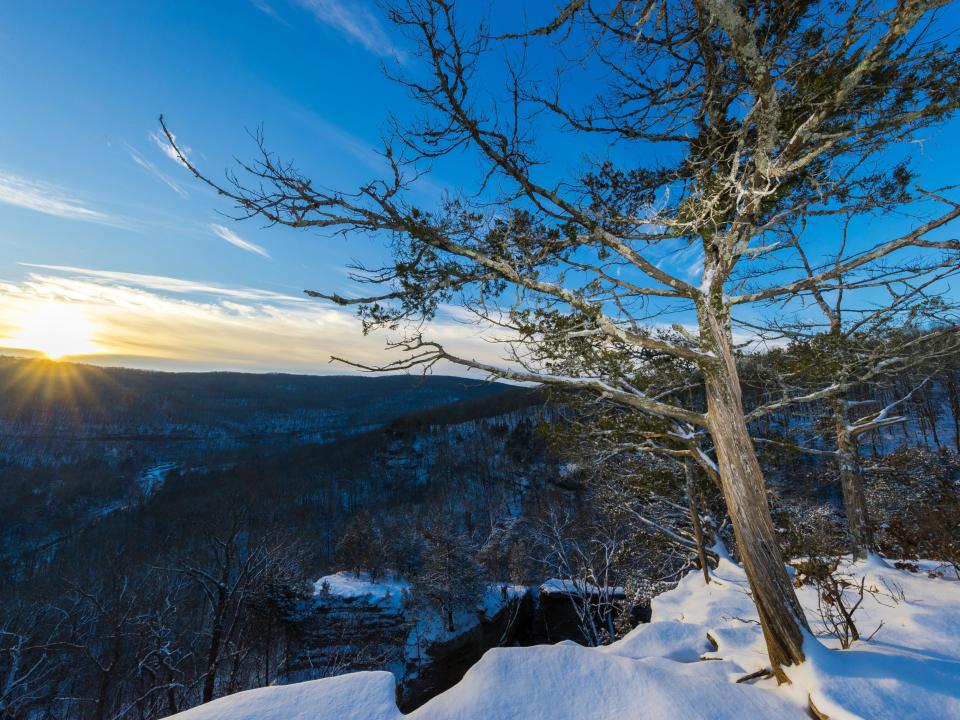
<box><xmin>67</xmin><ymin>575</ymin><xmax>146</xmax><ymax>720</ymax></box>
<box><xmin>335</xmin><ymin>510</ymin><xmax>387</xmax><ymax>581</ymax></box>
<box><xmin>128</xmin><ymin>574</ymin><xmax>192</xmax><ymax>719</ymax></box>
<box><xmin>162</xmin><ymin>0</ymin><xmax>960</xmax><ymax>678</ymax></box>
<box><xmin>534</xmin><ymin>507</ymin><xmax>626</xmax><ymax>646</ymax></box>
<box><xmin>0</xmin><ymin>603</ymin><xmax>74</xmax><ymax>719</ymax></box>
<box><xmin>64</xmin><ymin>570</ymin><xmax>197</xmax><ymax>720</ymax></box>
<box><xmin>413</xmin><ymin>522</ymin><xmax>484</xmax><ymax>633</ymax></box>
<box><xmin>161</xmin><ymin>524</ymin><xmax>303</xmax><ymax>704</ymax></box>
<box><xmin>744</xmin><ymin>245</ymin><xmax>960</xmax><ymax>559</ymax></box>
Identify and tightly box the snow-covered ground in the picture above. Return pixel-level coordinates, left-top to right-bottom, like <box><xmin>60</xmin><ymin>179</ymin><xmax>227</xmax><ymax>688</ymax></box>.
<box><xmin>166</xmin><ymin>556</ymin><xmax>960</xmax><ymax>720</ymax></box>
<box><xmin>314</xmin><ymin>572</ymin><xmax>412</xmax><ymax>612</ymax></box>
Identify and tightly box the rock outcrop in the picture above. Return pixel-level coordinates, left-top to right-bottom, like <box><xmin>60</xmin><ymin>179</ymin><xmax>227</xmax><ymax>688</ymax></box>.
<box><xmin>281</xmin><ymin>575</ymin><xmax>530</xmax><ymax>710</ymax></box>
<box><xmin>282</xmin><ymin>574</ymin><xmax>651</xmax><ymax>710</ymax></box>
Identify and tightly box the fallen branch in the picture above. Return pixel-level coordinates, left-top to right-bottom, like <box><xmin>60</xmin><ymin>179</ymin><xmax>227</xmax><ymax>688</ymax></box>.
<box><xmin>736</xmin><ymin>667</ymin><xmax>774</xmax><ymax>683</ymax></box>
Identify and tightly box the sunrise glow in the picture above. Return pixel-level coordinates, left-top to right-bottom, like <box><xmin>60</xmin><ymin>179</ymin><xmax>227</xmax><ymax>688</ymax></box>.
<box><xmin>7</xmin><ymin>302</ymin><xmax>101</xmax><ymax>360</ymax></box>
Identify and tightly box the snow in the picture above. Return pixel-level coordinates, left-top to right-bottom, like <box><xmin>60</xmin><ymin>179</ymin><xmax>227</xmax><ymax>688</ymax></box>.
<box><xmin>629</xmin><ymin>554</ymin><xmax>960</xmax><ymax>719</ymax></box>
<box><xmin>410</xmin><ymin>643</ymin><xmax>800</xmax><ymax>719</ymax></box>
<box><xmin>700</xmin><ymin>265</ymin><xmax>715</xmax><ymax>295</ymax></box>
<box><xmin>479</xmin><ymin>583</ymin><xmax>526</xmax><ymax>615</ymax></box>
<box><xmin>165</xmin><ymin>672</ymin><xmax>401</xmax><ymax>720</ymax></box>
<box><xmin>312</xmin><ymin>573</ymin><xmax>520</xmax><ymax>624</ymax></box>
<box><xmin>166</xmin><ymin>557</ymin><xmax>960</xmax><ymax>720</ymax></box>
<box><xmin>539</xmin><ymin>578</ymin><xmax>625</xmax><ymax>597</ymax></box>
<box><xmin>313</xmin><ymin>572</ymin><xmax>410</xmax><ymax>612</ymax></box>
<box><xmin>789</xmin><ymin>556</ymin><xmax>960</xmax><ymax>719</ymax></box>
<box><xmin>91</xmin><ymin>499</ymin><xmax>126</xmax><ymax>518</ymax></box>
<box><xmin>601</xmin><ymin>620</ymin><xmax>715</xmax><ymax>662</ymax></box>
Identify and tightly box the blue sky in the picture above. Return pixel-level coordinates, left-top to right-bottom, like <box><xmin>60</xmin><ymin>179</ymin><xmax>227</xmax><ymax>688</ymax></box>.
<box><xmin>0</xmin><ymin>1</ymin><xmax>412</xmax><ymax>290</ymax></box>
<box><xmin>0</xmin><ymin>1</ymin><xmax>958</xmax><ymax>372</ymax></box>
<box><xmin>0</xmin><ymin>0</ymin><xmax>471</xmax><ymax>371</ymax></box>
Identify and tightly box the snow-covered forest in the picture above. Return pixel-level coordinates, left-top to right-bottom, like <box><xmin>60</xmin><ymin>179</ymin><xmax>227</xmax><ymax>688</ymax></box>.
<box><xmin>4</xmin><ymin>0</ymin><xmax>960</xmax><ymax>718</ymax></box>
<box><xmin>3</xmin><ymin>350</ymin><xmax>960</xmax><ymax>719</ymax></box>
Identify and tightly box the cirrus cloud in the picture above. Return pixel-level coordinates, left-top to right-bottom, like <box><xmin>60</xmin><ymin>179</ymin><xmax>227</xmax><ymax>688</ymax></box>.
<box><xmin>150</xmin><ymin>129</ymin><xmax>192</xmax><ymax>169</ymax></box>
<box><xmin>293</xmin><ymin>0</ymin><xmax>404</xmax><ymax>60</ymax></box>
<box><xmin>126</xmin><ymin>144</ymin><xmax>188</xmax><ymax>198</ymax></box>
<box><xmin>0</xmin><ymin>170</ymin><xmax>129</xmax><ymax>228</ymax></box>
<box><xmin>210</xmin><ymin>224</ymin><xmax>271</xmax><ymax>258</ymax></box>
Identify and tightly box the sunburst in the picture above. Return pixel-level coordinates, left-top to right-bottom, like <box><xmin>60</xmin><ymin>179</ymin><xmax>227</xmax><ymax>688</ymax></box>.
<box><xmin>7</xmin><ymin>301</ymin><xmax>101</xmax><ymax>360</ymax></box>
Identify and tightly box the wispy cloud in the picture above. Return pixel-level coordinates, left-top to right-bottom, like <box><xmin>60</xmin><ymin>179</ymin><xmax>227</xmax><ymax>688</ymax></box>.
<box><xmin>19</xmin><ymin>263</ymin><xmax>298</xmax><ymax>301</ymax></box>
<box><xmin>0</xmin><ymin>170</ymin><xmax>128</xmax><ymax>228</ymax></box>
<box><xmin>149</xmin><ymin>129</ymin><xmax>191</xmax><ymax>168</ymax></box>
<box><xmin>210</xmin><ymin>224</ymin><xmax>270</xmax><ymax>258</ymax></box>
<box><xmin>250</xmin><ymin>0</ymin><xmax>289</xmax><ymax>24</ymax></box>
<box><xmin>126</xmin><ymin>144</ymin><xmax>188</xmax><ymax>198</ymax></box>
<box><xmin>293</xmin><ymin>0</ymin><xmax>404</xmax><ymax>60</ymax></box>
<box><xmin>0</xmin><ymin>266</ymin><xmax>505</xmax><ymax>374</ymax></box>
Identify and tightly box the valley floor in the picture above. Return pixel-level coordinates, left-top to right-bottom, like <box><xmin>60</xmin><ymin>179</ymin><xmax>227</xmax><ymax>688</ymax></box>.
<box><xmin>165</xmin><ymin>555</ymin><xmax>960</xmax><ymax>720</ymax></box>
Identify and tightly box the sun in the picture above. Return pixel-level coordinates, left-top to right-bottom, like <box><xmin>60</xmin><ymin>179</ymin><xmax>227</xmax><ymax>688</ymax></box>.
<box><xmin>8</xmin><ymin>302</ymin><xmax>101</xmax><ymax>360</ymax></box>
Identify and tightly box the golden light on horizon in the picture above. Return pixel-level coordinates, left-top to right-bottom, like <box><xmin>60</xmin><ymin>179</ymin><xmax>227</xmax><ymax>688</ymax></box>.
<box><xmin>0</xmin><ymin>269</ymin><xmax>508</xmax><ymax>373</ymax></box>
<box><xmin>7</xmin><ymin>301</ymin><xmax>101</xmax><ymax>360</ymax></box>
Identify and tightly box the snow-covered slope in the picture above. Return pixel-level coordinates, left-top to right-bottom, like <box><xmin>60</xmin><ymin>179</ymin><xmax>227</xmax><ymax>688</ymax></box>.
<box><xmin>160</xmin><ymin>672</ymin><xmax>401</xmax><ymax>720</ymax></box>
<box><xmin>634</xmin><ymin>554</ymin><xmax>960</xmax><ymax>718</ymax></box>
<box><xmin>165</xmin><ymin>556</ymin><xmax>960</xmax><ymax>720</ymax></box>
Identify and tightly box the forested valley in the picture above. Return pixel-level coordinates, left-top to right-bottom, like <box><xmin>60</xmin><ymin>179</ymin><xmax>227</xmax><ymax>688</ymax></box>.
<box><xmin>2</xmin><ymin>342</ymin><xmax>959</xmax><ymax>719</ymax></box>
<box><xmin>4</xmin><ymin>0</ymin><xmax>960</xmax><ymax>717</ymax></box>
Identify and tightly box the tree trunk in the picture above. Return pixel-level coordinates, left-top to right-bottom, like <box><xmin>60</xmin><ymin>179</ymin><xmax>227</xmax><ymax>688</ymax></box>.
<box><xmin>203</xmin><ymin>597</ymin><xmax>226</xmax><ymax>704</ymax></box>
<box><xmin>947</xmin><ymin>373</ymin><xmax>960</xmax><ymax>453</ymax></box>
<box><xmin>166</xmin><ymin>685</ymin><xmax>179</xmax><ymax>717</ymax></box>
<box><xmin>93</xmin><ymin>668</ymin><xmax>112</xmax><ymax>720</ymax></box>
<box><xmin>264</xmin><ymin>620</ymin><xmax>272</xmax><ymax>685</ymax></box>
<box><xmin>93</xmin><ymin>634</ymin><xmax>122</xmax><ymax>720</ymax></box>
<box><xmin>834</xmin><ymin>400</ymin><xmax>873</xmax><ymax>560</ymax></box>
<box><xmin>684</xmin><ymin>460</ymin><xmax>711</xmax><ymax>584</ymax></box>
<box><xmin>701</xmin><ymin>306</ymin><xmax>809</xmax><ymax>681</ymax></box>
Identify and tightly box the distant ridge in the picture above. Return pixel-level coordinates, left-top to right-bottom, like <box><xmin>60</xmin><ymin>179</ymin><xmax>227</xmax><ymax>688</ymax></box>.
<box><xmin>0</xmin><ymin>355</ymin><xmax>514</xmax><ymax>468</ymax></box>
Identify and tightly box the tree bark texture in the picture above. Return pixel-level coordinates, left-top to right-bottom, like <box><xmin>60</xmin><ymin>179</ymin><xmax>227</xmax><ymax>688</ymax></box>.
<box><xmin>701</xmin><ymin>305</ymin><xmax>809</xmax><ymax>679</ymax></box>
<box><xmin>834</xmin><ymin>399</ymin><xmax>874</xmax><ymax>560</ymax></box>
